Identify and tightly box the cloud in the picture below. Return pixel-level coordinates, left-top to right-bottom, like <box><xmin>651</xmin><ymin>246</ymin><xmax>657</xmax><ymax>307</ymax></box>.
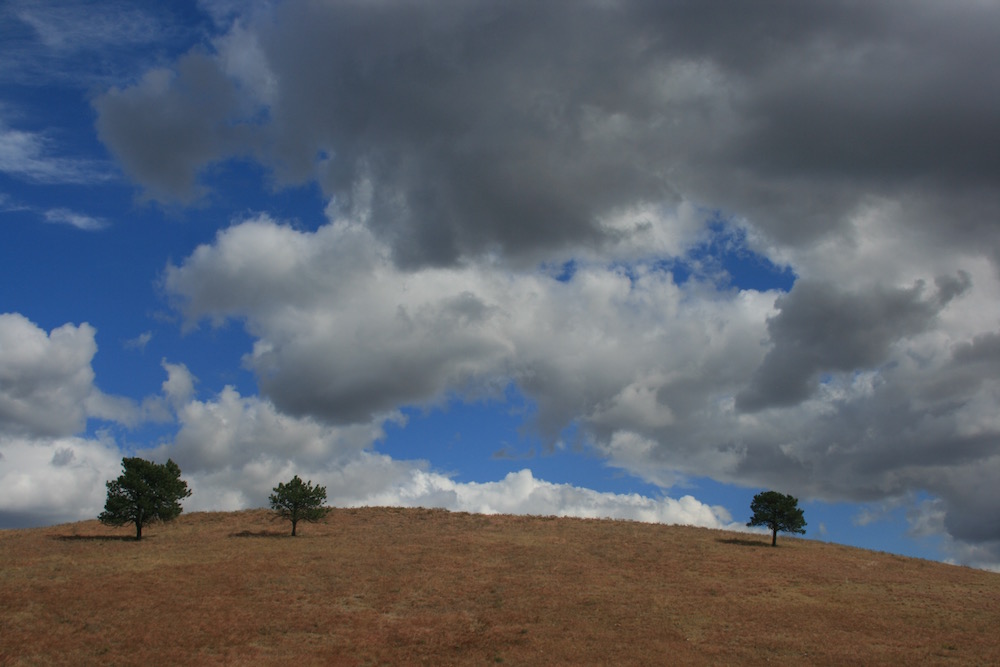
<box><xmin>13</xmin><ymin>1</ymin><xmax>162</xmax><ymax>53</ymax></box>
<box><xmin>0</xmin><ymin>1</ymin><xmax>186</xmax><ymax>87</ymax></box>
<box><xmin>164</xmin><ymin>215</ymin><xmax>774</xmax><ymax>431</ymax></box>
<box><xmin>95</xmin><ymin>1</ymin><xmax>1000</xmax><ymax>268</ymax></box>
<box><xmin>0</xmin><ymin>314</ymin><xmax>103</xmax><ymax>437</ymax></box>
<box><xmin>162</xmin><ymin>212</ymin><xmax>760</xmax><ymax>479</ymax></box>
<box><xmin>0</xmin><ymin>365</ymin><xmax>740</xmax><ymax>532</ymax></box>
<box><xmin>0</xmin><ymin>121</ymin><xmax>113</xmax><ymax>185</ymax></box>
<box><xmin>181</xmin><ymin>453</ymin><xmax>739</xmax><ymax>532</ymax></box>
<box><xmin>162</xmin><ymin>207</ymin><xmax>1000</xmax><ymax>567</ymax></box>
<box><xmin>0</xmin><ymin>313</ymin><xmax>149</xmax><ymax>437</ymax></box>
<box><xmin>93</xmin><ymin>58</ymin><xmax>248</xmax><ymax>202</ymax></box>
<box><xmin>43</xmin><ymin>208</ymin><xmax>109</xmax><ymax>231</ymax></box>
<box><xmin>736</xmin><ymin>276</ymin><xmax>970</xmax><ymax>411</ymax></box>
<box><xmin>160</xmin><ymin>382</ymin><xmax>737</xmax><ymax>531</ymax></box>
<box><xmin>356</xmin><ymin>468</ymin><xmax>738</xmax><ymax>529</ymax></box>
<box><xmin>123</xmin><ymin>331</ymin><xmax>153</xmax><ymax>351</ymax></box>
<box><xmin>166</xmin><ymin>385</ymin><xmax>392</xmax><ymax>474</ymax></box>
<box><xmin>196</xmin><ymin>0</ymin><xmax>270</xmax><ymax>31</ymax></box>
<box><xmin>0</xmin><ymin>433</ymin><xmax>122</xmax><ymax>527</ymax></box>
<box><xmin>160</xmin><ymin>360</ymin><xmax>195</xmax><ymax>409</ymax></box>
<box><xmin>905</xmin><ymin>497</ymin><xmax>1000</xmax><ymax>573</ymax></box>
<box><xmin>0</xmin><ymin>191</ymin><xmax>109</xmax><ymax>232</ymax></box>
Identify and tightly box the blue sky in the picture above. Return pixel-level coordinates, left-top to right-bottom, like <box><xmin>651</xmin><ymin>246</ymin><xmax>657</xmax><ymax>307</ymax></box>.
<box><xmin>2</xmin><ymin>0</ymin><xmax>1000</xmax><ymax>570</ymax></box>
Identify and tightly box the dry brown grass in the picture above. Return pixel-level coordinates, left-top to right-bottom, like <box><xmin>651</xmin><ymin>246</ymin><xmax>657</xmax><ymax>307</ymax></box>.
<box><xmin>1</xmin><ymin>507</ymin><xmax>998</xmax><ymax>665</ymax></box>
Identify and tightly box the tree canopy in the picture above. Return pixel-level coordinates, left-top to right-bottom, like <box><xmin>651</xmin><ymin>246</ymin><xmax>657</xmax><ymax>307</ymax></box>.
<box><xmin>99</xmin><ymin>457</ymin><xmax>191</xmax><ymax>540</ymax></box>
<box><xmin>747</xmin><ymin>490</ymin><xmax>807</xmax><ymax>546</ymax></box>
<box><xmin>269</xmin><ymin>475</ymin><xmax>330</xmax><ymax>536</ymax></box>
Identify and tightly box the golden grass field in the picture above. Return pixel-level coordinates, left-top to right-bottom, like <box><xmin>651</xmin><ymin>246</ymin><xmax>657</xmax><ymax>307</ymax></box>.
<box><xmin>1</xmin><ymin>507</ymin><xmax>998</xmax><ymax>665</ymax></box>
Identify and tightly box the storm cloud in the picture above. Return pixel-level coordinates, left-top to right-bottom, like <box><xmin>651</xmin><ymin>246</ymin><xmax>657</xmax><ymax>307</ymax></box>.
<box><xmin>96</xmin><ymin>0</ymin><xmax>1000</xmax><ymax>266</ymax></box>
<box><xmin>737</xmin><ymin>275</ymin><xmax>970</xmax><ymax>411</ymax></box>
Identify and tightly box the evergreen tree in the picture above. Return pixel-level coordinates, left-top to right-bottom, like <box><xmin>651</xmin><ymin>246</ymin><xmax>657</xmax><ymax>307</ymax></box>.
<box><xmin>99</xmin><ymin>457</ymin><xmax>191</xmax><ymax>540</ymax></box>
<box><xmin>747</xmin><ymin>490</ymin><xmax>806</xmax><ymax>546</ymax></box>
<box><xmin>269</xmin><ymin>475</ymin><xmax>330</xmax><ymax>536</ymax></box>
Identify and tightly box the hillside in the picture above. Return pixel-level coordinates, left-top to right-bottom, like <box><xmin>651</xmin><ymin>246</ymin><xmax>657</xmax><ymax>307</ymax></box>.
<box><xmin>1</xmin><ymin>507</ymin><xmax>998</xmax><ymax>665</ymax></box>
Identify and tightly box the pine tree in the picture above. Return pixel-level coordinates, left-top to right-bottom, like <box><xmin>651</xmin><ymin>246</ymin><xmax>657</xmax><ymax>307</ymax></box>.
<box><xmin>269</xmin><ymin>475</ymin><xmax>330</xmax><ymax>536</ymax></box>
<box><xmin>747</xmin><ymin>490</ymin><xmax>806</xmax><ymax>546</ymax></box>
<box><xmin>99</xmin><ymin>457</ymin><xmax>191</xmax><ymax>540</ymax></box>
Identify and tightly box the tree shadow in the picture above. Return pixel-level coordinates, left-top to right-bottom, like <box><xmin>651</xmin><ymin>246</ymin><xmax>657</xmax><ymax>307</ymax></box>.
<box><xmin>717</xmin><ymin>537</ymin><xmax>773</xmax><ymax>548</ymax></box>
<box><xmin>229</xmin><ymin>530</ymin><xmax>288</xmax><ymax>538</ymax></box>
<box><xmin>52</xmin><ymin>534</ymin><xmax>140</xmax><ymax>542</ymax></box>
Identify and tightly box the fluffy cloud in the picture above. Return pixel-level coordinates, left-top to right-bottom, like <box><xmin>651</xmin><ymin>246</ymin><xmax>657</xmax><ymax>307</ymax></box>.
<box><xmin>182</xmin><ymin>453</ymin><xmax>739</xmax><ymax>532</ymax></box>
<box><xmin>165</xmin><ymin>216</ymin><xmax>774</xmax><ymax>432</ymax></box>
<box><xmin>167</xmin><ymin>383</ymin><xmax>737</xmax><ymax>530</ymax></box>
<box><xmin>0</xmin><ymin>314</ymin><xmax>109</xmax><ymax>437</ymax></box>
<box><xmin>163</xmin><ymin>208</ymin><xmax>1000</xmax><ymax>567</ymax></box>
<box><xmin>357</xmin><ymin>467</ymin><xmax>737</xmax><ymax>529</ymax></box>
<box><xmin>0</xmin><ymin>309</ymin><xmax>738</xmax><ymax>535</ymax></box>
<box><xmin>0</xmin><ymin>434</ymin><xmax>122</xmax><ymax>527</ymax></box>
<box><xmin>169</xmin><ymin>385</ymin><xmax>392</xmax><ymax>473</ymax></box>
<box><xmin>0</xmin><ymin>315</ymin><xmax>160</xmax><ymax>526</ymax></box>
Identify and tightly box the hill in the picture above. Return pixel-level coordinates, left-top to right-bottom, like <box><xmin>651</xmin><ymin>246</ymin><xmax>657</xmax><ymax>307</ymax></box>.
<box><xmin>1</xmin><ymin>507</ymin><xmax>998</xmax><ymax>665</ymax></box>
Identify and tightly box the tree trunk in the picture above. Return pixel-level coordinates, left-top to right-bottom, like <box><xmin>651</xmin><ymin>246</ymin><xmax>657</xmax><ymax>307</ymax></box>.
<box><xmin>136</xmin><ymin>522</ymin><xmax>143</xmax><ymax>541</ymax></box>
<box><xmin>291</xmin><ymin>520</ymin><xmax>297</xmax><ymax>537</ymax></box>
<box><xmin>771</xmin><ymin>526</ymin><xmax>777</xmax><ymax>546</ymax></box>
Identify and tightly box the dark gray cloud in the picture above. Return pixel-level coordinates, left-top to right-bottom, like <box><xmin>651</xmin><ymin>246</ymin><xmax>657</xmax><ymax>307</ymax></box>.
<box><xmin>95</xmin><ymin>0</ymin><xmax>1000</xmax><ymax>266</ymax></box>
<box><xmin>93</xmin><ymin>52</ymin><xmax>247</xmax><ymax>201</ymax></box>
<box><xmin>953</xmin><ymin>332</ymin><xmax>1000</xmax><ymax>365</ymax></box>
<box><xmin>729</xmin><ymin>380</ymin><xmax>1000</xmax><ymax>549</ymax></box>
<box><xmin>737</xmin><ymin>275</ymin><xmax>970</xmax><ymax>411</ymax></box>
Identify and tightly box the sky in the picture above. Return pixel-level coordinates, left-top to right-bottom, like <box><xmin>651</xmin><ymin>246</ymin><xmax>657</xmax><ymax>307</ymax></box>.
<box><xmin>2</xmin><ymin>0</ymin><xmax>1000</xmax><ymax>570</ymax></box>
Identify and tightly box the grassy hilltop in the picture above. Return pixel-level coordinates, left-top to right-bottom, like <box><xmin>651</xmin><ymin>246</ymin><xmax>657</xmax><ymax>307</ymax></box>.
<box><xmin>2</xmin><ymin>507</ymin><xmax>998</xmax><ymax>665</ymax></box>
